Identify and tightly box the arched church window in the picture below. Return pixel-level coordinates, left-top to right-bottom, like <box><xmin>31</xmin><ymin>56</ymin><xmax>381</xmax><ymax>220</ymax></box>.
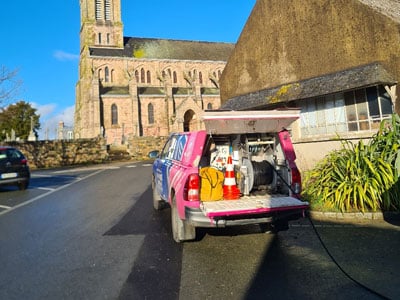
<box><xmin>141</xmin><ymin>68</ymin><xmax>145</xmax><ymax>83</ymax></box>
<box><xmin>207</xmin><ymin>103</ymin><xmax>212</xmax><ymax>110</ymax></box>
<box><xmin>98</xmin><ymin>33</ymin><xmax>102</xmax><ymax>44</ymax></box>
<box><xmin>148</xmin><ymin>103</ymin><xmax>154</xmax><ymax>124</ymax></box>
<box><xmin>107</xmin><ymin>33</ymin><xmax>110</xmax><ymax>44</ymax></box>
<box><xmin>98</xmin><ymin>69</ymin><xmax>103</xmax><ymax>81</ymax></box>
<box><xmin>111</xmin><ymin>104</ymin><xmax>118</xmax><ymax>125</ymax></box>
<box><xmin>111</xmin><ymin>69</ymin><xmax>115</xmax><ymax>83</ymax></box>
<box><xmin>104</xmin><ymin>0</ymin><xmax>111</xmax><ymax>21</ymax></box>
<box><xmin>173</xmin><ymin>71</ymin><xmax>177</xmax><ymax>83</ymax></box>
<box><xmin>135</xmin><ymin>70</ymin><xmax>139</xmax><ymax>83</ymax></box>
<box><xmin>199</xmin><ymin>72</ymin><xmax>203</xmax><ymax>84</ymax></box>
<box><xmin>147</xmin><ymin>70</ymin><xmax>151</xmax><ymax>83</ymax></box>
<box><xmin>95</xmin><ymin>0</ymin><xmax>102</xmax><ymax>20</ymax></box>
<box><xmin>218</xmin><ymin>70</ymin><xmax>222</xmax><ymax>78</ymax></box>
<box><xmin>105</xmin><ymin>67</ymin><xmax>110</xmax><ymax>82</ymax></box>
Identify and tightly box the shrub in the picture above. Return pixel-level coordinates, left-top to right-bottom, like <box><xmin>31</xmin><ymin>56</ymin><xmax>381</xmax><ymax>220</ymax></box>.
<box><xmin>303</xmin><ymin>114</ymin><xmax>400</xmax><ymax>212</ymax></box>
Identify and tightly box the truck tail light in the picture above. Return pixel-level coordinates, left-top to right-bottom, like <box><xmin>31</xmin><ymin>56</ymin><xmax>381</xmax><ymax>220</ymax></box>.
<box><xmin>291</xmin><ymin>167</ymin><xmax>302</xmax><ymax>198</ymax></box>
<box><xmin>186</xmin><ymin>173</ymin><xmax>200</xmax><ymax>201</ymax></box>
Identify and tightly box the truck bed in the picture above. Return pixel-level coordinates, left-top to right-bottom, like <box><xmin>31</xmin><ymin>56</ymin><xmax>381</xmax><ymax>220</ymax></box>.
<box><xmin>201</xmin><ymin>195</ymin><xmax>309</xmax><ymax>217</ymax></box>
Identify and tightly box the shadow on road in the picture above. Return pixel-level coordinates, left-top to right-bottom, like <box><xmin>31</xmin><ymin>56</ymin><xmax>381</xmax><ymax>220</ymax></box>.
<box><xmin>103</xmin><ymin>186</ymin><xmax>400</xmax><ymax>299</ymax></box>
<box><xmin>244</xmin><ymin>217</ymin><xmax>400</xmax><ymax>300</ymax></box>
<box><xmin>104</xmin><ymin>186</ymin><xmax>183</xmax><ymax>300</ymax></box>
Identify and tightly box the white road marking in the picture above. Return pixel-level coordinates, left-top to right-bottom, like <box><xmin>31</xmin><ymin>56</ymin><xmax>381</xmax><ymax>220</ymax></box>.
<box><xmin>142</xmin><ymin>164</ymin><xmax>153</xmax><ymax>167</ymax></box>
<box><xmin>0</xmin><ymin>205</ymin><xmax>11</xmax><ymax>209</ymax></box>
<box><xmin>52</xmin><ymin>166</ymin><xmax>120</xmax><ymax>174</ymax></box>
<box><xmin>36</xmin><ymin>187</ymin><xmax>56</xmax><ymax>191</ymax></box>
<box><xmin>0</xmin><ymin>169</ymin><xmax>105</xmax><ymax>217</ymax></box>
<box><xmin>126</xmin><ymin>165</ymin><xmax>137</xmax><ymax>168</ymax></box>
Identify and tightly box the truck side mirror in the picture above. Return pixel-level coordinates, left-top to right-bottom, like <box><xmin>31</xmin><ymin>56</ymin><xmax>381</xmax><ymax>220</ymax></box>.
<box><xmin>148</xmin><ymin>150</ymin><xmax>160</xmax><ymax>159</ymax></box>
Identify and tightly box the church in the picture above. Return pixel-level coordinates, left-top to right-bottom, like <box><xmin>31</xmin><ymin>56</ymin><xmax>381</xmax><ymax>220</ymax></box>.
<box><xmin>74</xmin><ymin>0</ymin><xmax>234</xmax><ymax>145</ymax></box>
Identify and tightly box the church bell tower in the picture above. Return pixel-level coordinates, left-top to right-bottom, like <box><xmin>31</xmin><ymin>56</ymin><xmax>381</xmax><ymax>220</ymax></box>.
<box><xmin>79</xmin><ymin>0</ymin><xmax>124</xmax><ymax>52</ymax></box>
<box><xmin>75</xmin><ymin>0</ymin><xmax>124</xmax><ymax>139</ymax></box>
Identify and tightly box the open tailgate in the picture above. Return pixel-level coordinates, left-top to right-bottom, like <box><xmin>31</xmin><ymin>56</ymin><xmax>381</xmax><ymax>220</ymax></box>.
<box><xmin>201</xmin><ymin>196</ymin><xmax>309</xmax><ymax>218</ymax></box>
<box><xmin>202</xmin><ymin>110</ymin><xmax>300</xmax><ymax>134</ymax></box>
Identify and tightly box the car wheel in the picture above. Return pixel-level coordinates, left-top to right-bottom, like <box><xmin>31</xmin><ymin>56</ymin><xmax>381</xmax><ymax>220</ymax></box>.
<box><xmin>18</xmin><ymin>180</ymin><xmax>29</xmax><ymax>191</ymax></box>
<box><xmin>152</xmin><ymin>176</ymin><xmax>164</xmax><ymax>210</ymax></box>
<box><xmin>171</xmin><ymin>196</ymin><xmax>195</xmax><ymax>243</ymax></box>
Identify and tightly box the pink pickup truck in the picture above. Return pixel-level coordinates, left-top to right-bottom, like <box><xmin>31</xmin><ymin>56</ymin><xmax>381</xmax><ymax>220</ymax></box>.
<box><xmin>151</xmin><ymin>110</ymin><xmax>309</xmax><ymax>242</ymax></box>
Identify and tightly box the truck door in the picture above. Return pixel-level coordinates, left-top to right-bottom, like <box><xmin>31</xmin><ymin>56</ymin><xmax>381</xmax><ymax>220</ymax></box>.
<box><xmin>155</xmin><ymin>135</ymin><xmax>178</xmax><ymax>200</ymax></box>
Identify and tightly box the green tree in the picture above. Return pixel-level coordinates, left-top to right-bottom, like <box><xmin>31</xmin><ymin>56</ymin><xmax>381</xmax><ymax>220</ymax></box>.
<box><xmin>0</xmin><ymin>101</ymin><xmax>40</xmax><ymax>140</ymax></box>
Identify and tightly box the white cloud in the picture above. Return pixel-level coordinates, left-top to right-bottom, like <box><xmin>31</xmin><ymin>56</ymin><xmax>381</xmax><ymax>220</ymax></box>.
<box><xmin>32</xmin><ymin>103</ymin><xmax>75</xmax><ymax>140</ymax></box>
<box><xmin>34</xmin><ymin>103</ymin><xmax>57</xmax><ymax>117</ymax></box>
<box><xmin>53</xmin><ymin>50</ymin><xmax>79</xmax><ymax>61</ymax></box>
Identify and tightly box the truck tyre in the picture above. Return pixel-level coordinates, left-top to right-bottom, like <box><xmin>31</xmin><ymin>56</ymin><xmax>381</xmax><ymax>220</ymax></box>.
<box><xmin>171</xmin><ymin>196</ymin><xmax>196</xmax><ymax>243</ymax></box>
<box><xmin>272</xmin><ymin>220</ymin><xmax>289</xmax><ymax>232</ymax></box>
<box><xmin>152</xmin><ymin>176</ymin><xmax>163</xmax><ymax>210</ymax></box>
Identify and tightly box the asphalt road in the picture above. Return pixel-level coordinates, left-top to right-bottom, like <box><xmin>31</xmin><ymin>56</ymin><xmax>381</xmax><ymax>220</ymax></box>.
<box><xmin>0</xmin><ymin>162</ymin><xmax>398</xmax><ymax>300</ymax></box>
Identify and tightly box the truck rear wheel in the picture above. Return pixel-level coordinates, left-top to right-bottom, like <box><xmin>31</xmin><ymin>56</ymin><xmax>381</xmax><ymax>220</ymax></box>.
<box><xmin>171</xmin><ymin>196</ymin><xmax>196</xmax><ymax>243</ymax></box>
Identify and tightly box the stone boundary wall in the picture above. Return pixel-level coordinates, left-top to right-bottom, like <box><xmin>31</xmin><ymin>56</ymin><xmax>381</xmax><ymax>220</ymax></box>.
<box><xmin>127</xmin><ymin>136</ymin><xmax>168</xmax><ymax>160</ymax></box>
<box><xmin>4</xmin><ymin>136</ymin><xmax>168</xmax><ymax>170</ymax></box>
<box><xmin>4</xmin><ymin>138</ymin><xmax>108</xmax><ymax>170</ymax></box>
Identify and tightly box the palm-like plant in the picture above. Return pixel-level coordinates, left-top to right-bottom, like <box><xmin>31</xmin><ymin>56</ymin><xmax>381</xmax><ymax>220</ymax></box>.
<box><xmin>303</xmin><ymin>114</ymin><xmax>400</xmax><ymax>212</ymax></box>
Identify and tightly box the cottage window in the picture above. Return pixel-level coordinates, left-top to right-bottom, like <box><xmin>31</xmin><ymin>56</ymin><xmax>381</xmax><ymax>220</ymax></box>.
<box><xmin>111</xmin><ymin>104</ymin><xmax>118</xmax><ymax>125</ymax></box>
<box><xmin>299</xmin><ymin>85</ymin><xmax>393</xmax><ymax>137</ymax></box>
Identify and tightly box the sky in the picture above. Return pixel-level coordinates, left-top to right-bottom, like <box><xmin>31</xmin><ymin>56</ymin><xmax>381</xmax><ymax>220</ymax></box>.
<box><xmin>1</xmin><ymin>1</ymin><xmax>256</xmax><ymax>140</ymax></box>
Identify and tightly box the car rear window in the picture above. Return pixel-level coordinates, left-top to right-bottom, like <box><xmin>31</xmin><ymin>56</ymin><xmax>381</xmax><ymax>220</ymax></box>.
<box><xmin>0</xmin><ymin>150</ymin><xmax>7</xmax><ymax>160</ymax></box>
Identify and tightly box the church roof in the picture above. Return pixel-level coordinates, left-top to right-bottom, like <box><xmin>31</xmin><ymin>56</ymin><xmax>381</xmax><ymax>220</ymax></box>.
<box><xmin>90</xmin><ymin>37</ymin><xmax>234</xmax><ymax>61</ymax></box>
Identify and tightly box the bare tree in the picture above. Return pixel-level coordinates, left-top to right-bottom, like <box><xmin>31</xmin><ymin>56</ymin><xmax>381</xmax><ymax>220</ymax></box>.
<box><xmin>0</xmin><ymin>66</ymin><xmax>22</xmax><ymax>106</ymax></box>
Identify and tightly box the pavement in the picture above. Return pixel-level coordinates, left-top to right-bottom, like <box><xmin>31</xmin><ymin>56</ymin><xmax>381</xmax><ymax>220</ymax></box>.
<box><xmin>301</xmin><ymin>211</ymin><xmax>400</xmax><ymax>300</ymax></box>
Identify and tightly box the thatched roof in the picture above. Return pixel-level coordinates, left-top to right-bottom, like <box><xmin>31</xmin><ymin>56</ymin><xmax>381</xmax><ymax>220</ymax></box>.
<box><xmin>358</xmin><ymin>0</ymin><xmax>400</xmax><ymax>22</ymax></box>
<box><xmin>221</xmin><ymin>62</ymin><xmax>397</xmax><ymax>110</ymax></box>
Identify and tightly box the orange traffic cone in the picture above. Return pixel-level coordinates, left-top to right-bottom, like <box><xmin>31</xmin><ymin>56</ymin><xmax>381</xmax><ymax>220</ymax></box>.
<box><xmin>223</xmin><ymin>155</ymin><xmax>241</xmax><ymax>200</ymax></box>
